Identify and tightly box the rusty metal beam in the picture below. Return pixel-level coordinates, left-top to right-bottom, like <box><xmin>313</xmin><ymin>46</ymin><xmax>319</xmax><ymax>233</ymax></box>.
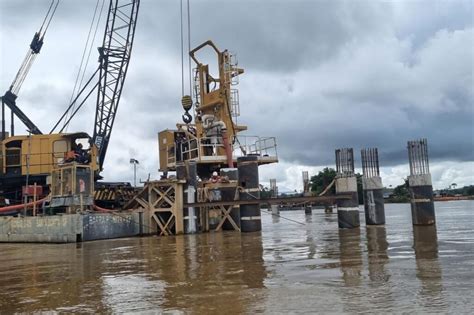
<box><xmin>183</xmin><ymin>194</ymin><xmax>350</xmax><ymax>208</ymax></box>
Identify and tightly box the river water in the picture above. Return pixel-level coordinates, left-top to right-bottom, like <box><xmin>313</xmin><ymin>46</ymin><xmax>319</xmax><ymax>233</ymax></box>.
<box><xmin>0</xmin><ymin>201</ymin><xmax>472</xmax><ymax>314</ymax></box>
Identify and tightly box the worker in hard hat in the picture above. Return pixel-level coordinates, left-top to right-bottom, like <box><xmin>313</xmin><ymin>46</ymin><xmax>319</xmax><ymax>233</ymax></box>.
<box><xmin>210</xmin><ymin>171</ymin><xmax>219</xmax><ymax>183</ymax></box>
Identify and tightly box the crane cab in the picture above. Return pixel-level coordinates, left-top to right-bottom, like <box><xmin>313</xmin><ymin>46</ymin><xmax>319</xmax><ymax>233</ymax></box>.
<box><xmin>0</xmin><ymin>132</ymin><xmax>99</xmax><ymax>202</ymax></box>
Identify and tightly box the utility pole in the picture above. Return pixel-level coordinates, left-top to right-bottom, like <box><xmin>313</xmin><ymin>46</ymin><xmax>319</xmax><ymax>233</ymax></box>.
<box><xmin>130</xmin><ymin>158</ymin><xmax>139</xmax><ymax>187</ymax></box>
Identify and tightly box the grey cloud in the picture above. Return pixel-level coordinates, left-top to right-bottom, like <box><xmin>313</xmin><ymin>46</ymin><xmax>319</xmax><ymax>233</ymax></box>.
<box><xmin>1</xmin><ymin>0</ymin><xmax>473</xmax><ymax>182</ymax></box>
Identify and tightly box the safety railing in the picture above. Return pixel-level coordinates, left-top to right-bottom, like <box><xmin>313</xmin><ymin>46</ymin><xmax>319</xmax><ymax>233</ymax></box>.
<box><xmin>166</xmin><ymin>136</ymin><xmax>227</xmax><ymax>165</ymax></box>
<box><xmin>165</xmin><ymin>135</ymin><xmax>278</xmax><ymax>166</ymax></box>
<box><xmin>233</xmin><ymin>135</ymin><xmax>278</xmax><ymax>158</ymax></box>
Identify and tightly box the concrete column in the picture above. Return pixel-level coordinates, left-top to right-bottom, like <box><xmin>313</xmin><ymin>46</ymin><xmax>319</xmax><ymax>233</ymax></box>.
<box><xmin>270</xmin><ymin>204</ymin><xmax>279</xmax><ymax>215</ymax></box>
<box><xmin>336</xmin><ymin>176</ymin><xmax>360</xmax><ymax>228</ymax></box>
<box><xmin>361</xmin><ymin>148</ymin><xmax>385</xmax><ymax>225</ymax></box>
<box><xmin>238</xmin><ymin>156</ymin><xmax>261</xmax><ymax>232</ymax></box>
<box><xmin>407</xmin><ymin>139</ymin><xmax>435</xmax><ymax>226</ymax></box>
<box><xmin>362</xmin><ymin>176</ymin><xmax>385</xmax><ymax>225</ymax></box>
<box><xmin>335</xmin><ymin>148</ymin><xmax>359</xmax><ymax>229</ymax></box>
<box><xmin>409</xmin><ymin>174</ymin><xmax>435</xmax><ymax>225</ymax></box>
<box><xmin>221</xmin><ymin>167</ymin><xmax>240</xmax><ymax>230</ymax></box>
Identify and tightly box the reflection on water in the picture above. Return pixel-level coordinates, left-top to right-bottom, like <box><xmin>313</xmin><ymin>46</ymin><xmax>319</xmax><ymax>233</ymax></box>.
<box><xmin>366</xmin><ymin>226</ymin><xmax>389</xmax><ymax>282</ymax></box>
<box><xmin>413</xmin><ymin>225</ymin><xmax>445</xmax><ymax>308</ymax></box>
<box><xmin>150</xmin><ymin>233</ymin><xmax>267</xmax><ymax>314</ymax></box>
<box><xmin>338</xmin><ymin>228</ymin><xmax>362</xmax><ymax>286</ymax></box>
<box><xmin>365</xmin><ymin>226</ymin><xmax>395</xmax><ymax>311</ymax></box>
<box><xmin>305</xmin><ymin>214</ymin><xmax>317</xmax><ymax>260</ymax></box>
<box><xmin>0</xmin><ymin>201</ymin><xmax>472</xmax><ymax>313</ymax></box>
<box><xmin>271</xmin><ymin>214</ymin><xmax>280</xmax><ymax>224</ymax></box>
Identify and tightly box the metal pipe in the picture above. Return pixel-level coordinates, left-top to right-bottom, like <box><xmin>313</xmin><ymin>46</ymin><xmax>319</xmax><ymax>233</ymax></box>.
<box><xmin>0</xmin><ymin>197</ymin><xmax>47</xmax><ymax>213</ymax></box>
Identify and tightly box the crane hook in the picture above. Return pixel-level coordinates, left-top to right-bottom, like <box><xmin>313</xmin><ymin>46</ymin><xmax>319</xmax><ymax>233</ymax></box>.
<box><xmin>182</xmin><ymin>111</ymin><xmax>192</xmax><ymax>124</ymax></box>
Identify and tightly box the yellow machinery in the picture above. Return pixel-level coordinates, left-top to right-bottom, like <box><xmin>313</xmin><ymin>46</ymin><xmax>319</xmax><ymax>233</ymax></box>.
<box><xmin>159</xmin><ymin>41</ymin><xmax>278</xmax><ymax>178</ymax></box>
<box><xmin>0</xmin><ymin>0</ymin><xmax>139</xmax><ymax>208</ymax></box>
<box><xmin>0</xmin><ymin>132</ymin><xmax>98</xmax><ymax>202</ymax></box>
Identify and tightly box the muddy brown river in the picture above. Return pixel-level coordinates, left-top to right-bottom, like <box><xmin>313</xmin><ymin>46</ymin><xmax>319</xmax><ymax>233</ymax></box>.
<box><xmin>0</xmin><ymin>201</ymin><xmax>472</xmax><ymax>314</ymax></box>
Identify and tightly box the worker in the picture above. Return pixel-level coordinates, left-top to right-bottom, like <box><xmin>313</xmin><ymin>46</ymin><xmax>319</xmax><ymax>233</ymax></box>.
<box><xmin>210</xmin><ymin>171</ymin><xmax>219</xmax><ymax>183</ymax></box>
<box><xmin>64</xmin><ymin>149</ymin><xmax>76</xmax><ymax>163</ymax></box>
<box><xmin>74</xmin><ymin>143</ymin><xmax>86</xmax><ymax>163</ymax></box>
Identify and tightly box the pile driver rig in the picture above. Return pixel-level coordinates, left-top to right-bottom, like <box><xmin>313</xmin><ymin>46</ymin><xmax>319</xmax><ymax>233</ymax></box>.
<box><xmin>0</xmin><ymin>0</ymin><xmax>140</xmax><ymax>207</ymax></box>
<box><xmin>159</xmin><ymin>40</ymin><xmax>278</xmax><ymax>179</ymax></box>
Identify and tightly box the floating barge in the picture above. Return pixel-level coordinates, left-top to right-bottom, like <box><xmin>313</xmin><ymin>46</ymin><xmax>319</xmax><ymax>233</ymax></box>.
<box><xmin>0</xmin><ymin>212</ymin><xmax>142</xmax><ymax>243</ymax></box>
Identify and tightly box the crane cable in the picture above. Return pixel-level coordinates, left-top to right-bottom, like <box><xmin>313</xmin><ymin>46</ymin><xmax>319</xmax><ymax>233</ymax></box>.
<box><xmin>187</xmin><ymin>0</ymin><xmax>192</xmax><ymax>95</ymax></box>
<box><xmin>40</xmin><ymin>0</ymin><xmax>60</xmax><ymax>37</ymax></box>
<box><xmin>180</xmin><ymin>0</ymin><xmax>184</xmax><ymax>97</ymax></box>
<box><xmin>179</xmin><ymin>0</ymin><xmax>193</xmax><ymax>124</ymax></box>
<box><xmin>63</xmin><ymin>0</ymin><xmax>105</xmax><ymax>132</ymax></box>
<box><xmin>179</xmin><ymin>0</ymin><xmax>192</xmax><ymax>96</ymax></box>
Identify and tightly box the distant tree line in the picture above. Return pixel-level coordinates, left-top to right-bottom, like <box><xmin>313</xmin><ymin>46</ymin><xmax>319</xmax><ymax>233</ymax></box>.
<box><xmin>310</xmin><ymin>167</ymin><xmax>363</xmax><ymax>204</ymax></box>
<box><xmin>439</xmin><ymin>185</ymin><xmax>474</xmax><ymax>197</ymax></box>
<box><xmin>261</xmin><ymin>169</ymin><xmax>473</xmax><ymax>203</ymax></box>
<box><xmin>387</xmin><ymin>179</ymin><xmax>410</xmax><ymax>203</ymax></box>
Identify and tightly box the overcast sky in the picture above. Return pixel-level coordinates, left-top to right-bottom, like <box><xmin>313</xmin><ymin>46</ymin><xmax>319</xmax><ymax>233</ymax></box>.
<box><xmin>1</xmin><ymin>0</ymin><xmax>473</xmax><ymax>191</ymax></box>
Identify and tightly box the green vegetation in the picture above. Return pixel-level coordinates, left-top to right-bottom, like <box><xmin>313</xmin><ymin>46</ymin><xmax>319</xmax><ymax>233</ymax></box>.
<box><xmin>310</xmin><ymin>167</ymin><xmax>363</xmax><ymax>204</ymax></box>
<box><xmin>439</xmin><ymin>185</ymin><xmax>474</xmax><ymax>197</ymax></box>
<box><xmin>387</xmin><ymin>179</ymin><xmax>410</xmax><ymax>203</ymax></box>
<box><xmin>387</xmin><ymin>182</ymin><xmax>474</xmax><ymax>202</ymax></box>
<box><xmin>310</xmin><ymin>167</ymin><xmax>336</xmax><ymax>195</ymax></box>
<box><xmin>259</xmin><ymin>185</ymin><xmax>273</xmax><ymax>199</ymax></box>
<box><xmin>267</xmin><ymin>169</ymin><xmax>472</xmax><ymax>204</ymax></box>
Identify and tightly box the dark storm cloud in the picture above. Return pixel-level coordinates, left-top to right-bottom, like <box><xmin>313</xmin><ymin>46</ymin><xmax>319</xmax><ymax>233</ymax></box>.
<box><xmin>1</xmin><ymin>0</ymin><xmax>473</xmax><ymax>184</ymax></box>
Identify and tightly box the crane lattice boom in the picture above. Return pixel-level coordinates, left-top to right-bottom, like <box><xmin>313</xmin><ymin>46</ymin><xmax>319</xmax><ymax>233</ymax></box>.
<box><xmin>93</xmin><ymin>0</ymin><xmax>140</xmax><ymax>170</ymax></box>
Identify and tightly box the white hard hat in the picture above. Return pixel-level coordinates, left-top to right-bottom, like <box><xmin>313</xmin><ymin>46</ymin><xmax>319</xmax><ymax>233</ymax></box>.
<box><xmin>212</xmin><ymin>171</ymin><xmax>218</xmax><ymax>176</ymax></box>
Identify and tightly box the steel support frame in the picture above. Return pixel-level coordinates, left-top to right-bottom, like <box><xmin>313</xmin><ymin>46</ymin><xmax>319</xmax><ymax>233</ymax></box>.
<box><xmin>124</xmin><ymin>180</ymin><xmax>184</xmax><ymax>235</ymax></box>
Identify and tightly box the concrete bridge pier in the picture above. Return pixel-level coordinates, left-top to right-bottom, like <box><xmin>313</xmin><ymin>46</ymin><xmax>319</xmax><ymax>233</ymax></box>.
<box><xmin>336</xmin><ymin>176</ymin><xmax>360</xmax><ymax>228</ymax></box>
<box><xmin>361</xmin><ymin>148</ymin><xmax>385</xmax><ymax>225</ymax></box>
<box><xmin>409</xmin><ymin>174</ymin><xmax>435</xmax><ymax>225</ymax></box>
<box><xmin>302</xmin><ymin>171</ymin><xmax>312</xmax><ymax>214</ymax></box>
<box><xmin>362</xmin><ymin>176</ymin><xmax>385</xmax><ymax>225</ymax></box>
<box><xmin>270</xmin><ymin>178</ymin><xmax>279</xmax><ymax>215</ymax></box>
<box><xmin>335</xmin><ymin>148</ymin><xmax>360</xmax><ymax>229</ymax></box>
<box><xmin>407</xmin><ymin>139</ymin><xmax>436</xmax><ymax>226</ymax></box>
